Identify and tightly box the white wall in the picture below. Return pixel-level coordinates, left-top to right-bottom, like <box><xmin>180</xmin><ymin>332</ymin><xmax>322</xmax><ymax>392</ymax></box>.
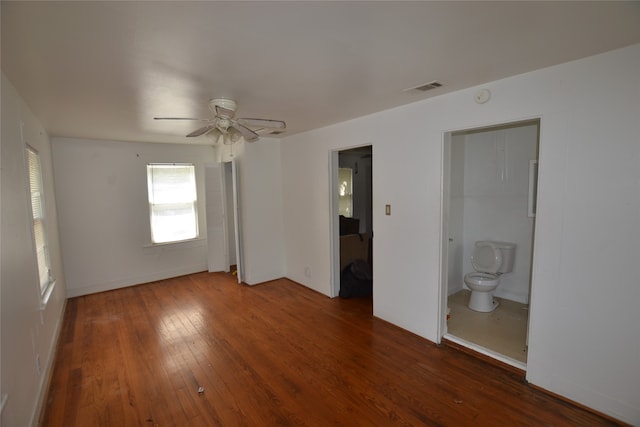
<box><xmin>1</xmin><ymin>73</ymin><xmax>68</xmax><ymax>427</ymax></box>
<box><xmin>459</xmin><ymin>124</ymin><xmax>537</xmax><ymax>303</ymax></box>
<box><xmin>279</xmin><ymin>44</ymin><xmax>640</xmax><ymax>423</ymax></box>
<box><xmin>51</xmin><ymin>134</ymin><xmax>285</xmax><ymax>293</ymax></box>
<box><xmin>52</xmin><ymin>137</ymin><xmax>215</xmax><ymax>297</ymax></box>
<box><xmin>236</xmin><ymin>138</ymin><xmax>285</xmax><ymax>285</ymax></box>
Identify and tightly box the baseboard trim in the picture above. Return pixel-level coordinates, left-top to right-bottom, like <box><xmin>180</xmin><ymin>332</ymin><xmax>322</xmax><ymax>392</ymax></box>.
<box><xmin>442</xmin><ymin>337</ymin><xmax>630</xmax><ymax>426</ymax></box>
<box><xmin>32</xmin><ymin>298</ymin><xmax>67</xmax><ymax>427</ymax></box>
<box><xmin>66</xmin><ymin>264</ymin><xmax>208</xmax><ymax>297</ymax></box>
<box><xmin>442</xmin><ymin>336</ymin><xmax>526</xmax><ymax>377</ymax></box>
<box><xmin>526</xmin><ymin>384</ymin><xmax>632</xmax><ymax>427</ymax></box>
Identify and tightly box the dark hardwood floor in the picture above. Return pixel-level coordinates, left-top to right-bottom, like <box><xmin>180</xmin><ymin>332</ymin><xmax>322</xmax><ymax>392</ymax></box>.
<box><xmin>40</xmin><ymin>272</ymin><xmax>622</xmax><ymax>426</ymax></box>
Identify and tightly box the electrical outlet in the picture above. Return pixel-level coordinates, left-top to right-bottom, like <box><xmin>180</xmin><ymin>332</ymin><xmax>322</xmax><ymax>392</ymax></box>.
<box><xmin>304</xmin><ymin>266</ymin><xmax>311</xmax><ymax>278</ymax></box>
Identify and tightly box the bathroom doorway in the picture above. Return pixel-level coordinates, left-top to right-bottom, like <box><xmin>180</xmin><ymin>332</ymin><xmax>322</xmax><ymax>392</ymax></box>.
<box><xmin>440</xmin><ymin>119</ymin><xmax>540</xmax><ymax>369</ymax></box>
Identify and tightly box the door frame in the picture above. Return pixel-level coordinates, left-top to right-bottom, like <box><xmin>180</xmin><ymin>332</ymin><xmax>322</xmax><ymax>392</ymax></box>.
<box><xmin>437</xmin><ymin>132</ymin><xmax>452</xmax><ymax>342</ymax></box>
<box><xmin>230</xmin><ymin>159</ymin><xmax>244</xmax><ymax>283</ymax></box>
<box><xmin>437</xmin><ymin>118</ymin><xmax>541</xmax><ymax>368</ymax></box>
<box><xmin>329</xmin><ymin>150</ymin><xmax>340</xmax><ymax>297</ymax></box>
<box><xmin>329</xmin><ymin>144</ymin><xmax>373</xmax><ymax>298</ymax></box>
<box><xmin>205</xmin><ymin>161</ymin><xmax>227</xmax><ymax>273</ymax></box>
<box><xmin>207</xmin><ymin>159</ymin><xmax>243</xmax><ymax>283</ymax></box>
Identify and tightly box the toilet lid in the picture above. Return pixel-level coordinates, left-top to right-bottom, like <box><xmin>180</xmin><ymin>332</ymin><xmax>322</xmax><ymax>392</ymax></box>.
<box><xmin>471</xmin><ymin>242</ymin><xmax>502</xmax><ymax>273</ymax></box>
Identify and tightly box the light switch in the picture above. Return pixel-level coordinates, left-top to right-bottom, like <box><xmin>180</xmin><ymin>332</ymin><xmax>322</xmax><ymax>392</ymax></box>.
<box><xmin>385</xmin><ymin>204</ymin><xmax>391</xmax><ymax>215</ymax></box>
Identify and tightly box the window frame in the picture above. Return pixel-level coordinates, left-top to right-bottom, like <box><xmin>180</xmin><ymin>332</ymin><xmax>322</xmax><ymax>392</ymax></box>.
<box><xmin>146</xmin><ymin>163</ymin><xmax>199</xmax><ymax>245</ymax></box>
<box><xmin>25</xmin><ymin>145</ymin><xmax>56</xmax><ymax>305</ymax></box>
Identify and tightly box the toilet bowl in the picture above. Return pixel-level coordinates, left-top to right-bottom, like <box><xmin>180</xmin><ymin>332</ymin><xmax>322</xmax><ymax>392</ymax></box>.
<box><xmin>463</xmin><ymin>241</ymin><xmax>516</xmax><ymax>313</ymax></box>
<box><xmin>464</xmin><ymin>272</ymin><xmax>500</xmax><ymax>312</ymax></box>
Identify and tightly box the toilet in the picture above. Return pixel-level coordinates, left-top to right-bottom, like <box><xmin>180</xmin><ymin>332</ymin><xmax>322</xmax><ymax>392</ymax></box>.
<box><xmin>464</xmin><ymin>241</ymin><xmax>516</xmax><ymax>312</ymax></box>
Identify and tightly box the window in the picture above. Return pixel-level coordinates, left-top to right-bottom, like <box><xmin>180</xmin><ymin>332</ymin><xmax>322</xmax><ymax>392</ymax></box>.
<box><xmin>338</xmin><ymin>167</ymin><xmax>353</xmax><ymax>217</ymax></box>
<box><xmin>147</xmin><ymin>163</ymin><xmax>198</xmax><ymax>244</ymax></box>
<box><xmin>26</xmin><ymin>146</ymin><xmax>54</xmax><ymax>298</ymax></box>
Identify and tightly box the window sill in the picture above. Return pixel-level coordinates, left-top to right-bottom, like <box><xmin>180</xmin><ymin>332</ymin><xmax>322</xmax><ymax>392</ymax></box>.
<box><xmin>143</xmin><ymin>237</ymin><xmax>205</xmax><ymax>248</ymax></box>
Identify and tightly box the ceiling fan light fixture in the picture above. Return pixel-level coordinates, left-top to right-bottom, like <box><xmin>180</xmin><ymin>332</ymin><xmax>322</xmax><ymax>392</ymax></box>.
<box><xmin>226</xmin><ymin>128</ymin><xmax>243</xmax><ymax>144</ymax></box>
<box><xmin>207</xmin><ymin>128</ymin><xmax>223</xmax><ymax>144</ymax></box>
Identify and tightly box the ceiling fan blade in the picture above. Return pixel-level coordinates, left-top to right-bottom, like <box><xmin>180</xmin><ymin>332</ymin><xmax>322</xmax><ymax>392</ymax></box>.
<box><xmin>187</xmin><ymin>125</ymin><xmax>216</xmax><ymax>137</ymax></box>
<box><xmin>215</xmin><ymin>105</ymin><xmax>235</xmax><ymax>119</ymax></box>
<box><xmin>230</xmin><ymin>123</ymin><xmax>259</xmax><ymax>142</ymax></box>
<box><xmin>154</xmin><ymin>117</ymin><xmax>208</xmax><ymax>121</ymax></box>
<box><xmin>237</xmin><ymin>118</ymin><xmax>286</xmax><ymax>129</ymax></box>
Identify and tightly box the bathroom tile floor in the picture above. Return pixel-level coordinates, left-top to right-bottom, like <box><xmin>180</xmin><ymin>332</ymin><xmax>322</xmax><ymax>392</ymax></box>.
<box><xmin>447</xmin><ymin>290</ymin><xmax>528</xmax><ymax>363</ymax></box>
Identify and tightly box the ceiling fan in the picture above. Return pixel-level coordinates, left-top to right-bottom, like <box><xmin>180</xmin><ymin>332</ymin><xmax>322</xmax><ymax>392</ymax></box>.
<box><xmin>154</xmin><ymin>98</ymin><xmax>286</xmax><ymax>144</ymax></box>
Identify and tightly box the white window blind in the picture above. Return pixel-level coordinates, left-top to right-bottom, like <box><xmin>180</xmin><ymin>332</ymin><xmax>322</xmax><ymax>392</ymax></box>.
<box><xmin>26</xmin><ymin>146</ymin><xmax>52</xmax><ymax>294</ymax></box>
<box><xmin>147</xmin><ymin>163</ymin><xmax>198</xmax><ymax>244</ymax></box>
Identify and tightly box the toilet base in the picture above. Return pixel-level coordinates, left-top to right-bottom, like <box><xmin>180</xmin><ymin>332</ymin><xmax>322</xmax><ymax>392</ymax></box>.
<box><xmin>468</xmin><ymin>290</ymin><xmax>499</xmax><ymax>312</ymax></box>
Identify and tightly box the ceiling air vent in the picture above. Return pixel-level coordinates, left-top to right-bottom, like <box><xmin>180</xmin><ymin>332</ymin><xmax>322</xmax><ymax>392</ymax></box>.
<box><xmin>404</xmin><ymin>80</ymin><xmax>443</xmax><ymax>93</ymax></box>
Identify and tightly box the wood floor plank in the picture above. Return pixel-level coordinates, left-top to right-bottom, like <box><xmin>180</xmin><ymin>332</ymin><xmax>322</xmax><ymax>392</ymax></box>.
<box><xmin>40</xmin><ymin>272</ymin><xmax>624</xmax><ymax>426</ymax></box>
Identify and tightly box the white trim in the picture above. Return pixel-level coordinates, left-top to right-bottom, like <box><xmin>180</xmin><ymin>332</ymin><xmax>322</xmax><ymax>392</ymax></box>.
<box><xmin>25</xmin><ymin>144</ymin><xmax>56</xmax><ymax>305</ymax></box>
<box><xmin>444</xmin><ymin>333</ymin><xmax>527</xmax><ymax>371</ymax></box>
<box><xmin>329</xmin><ymin>150</ymin><xmax>340</xmax><ymax>298</ymax></box>
<box><xmin>215</xmin><ymin>161</ymin><xmax>231</xmax><ymax>273</ymax></box>
<box><xmin>29</xmin><ymin>298</ymin><xmax>67</xmax><ymax>427</ymax></box>
<box><xmin>231</xmin><ymin>159</ymin><xmax>243</xmax><ymax>284</ymax></box>
<box><xmin>528</xmin><ymin>160</ymin><xmax>538</xmax><ymax>218</ymax></box>
<box><xmin>39</xmin><ymin>280</ymin><xmax>56</xmax><ymax>310</ymax></box>
<box><xmin>1</xmin><ymin>394</ymin><xmax>8</xmax><ymax>415</ymax></box>
<box><xmin>142</xmin><ymin>236</ymin><xmax>205</xmax><ymax>248</ymax></box>
<box><xmin>146</xmin><ymin>163</ymin><xmax>199</xmax><ymax>245</ymax></box>
<box><xmin>437</xmin><ymin>132</ymin><xmax>452</xmax><ymax>344</ymax></box>
<box><xmin>66</xmin><ymin>264</ymin><xmax>207</xmax><ymax>298</ymax></box>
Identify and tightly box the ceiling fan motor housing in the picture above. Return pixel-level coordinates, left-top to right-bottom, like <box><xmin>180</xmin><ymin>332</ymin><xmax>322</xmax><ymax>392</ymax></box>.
<box><xmin>208</xmin><ymin>98</ymin><xmax>237</xmax><ymax>116</ymax></box>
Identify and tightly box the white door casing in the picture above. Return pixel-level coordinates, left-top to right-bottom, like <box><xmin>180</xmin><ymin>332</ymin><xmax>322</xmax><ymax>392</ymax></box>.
<box><xmin>205</xmin><ymin>162</ymin><xmax>226</xmax><ymax>272</ymax></box>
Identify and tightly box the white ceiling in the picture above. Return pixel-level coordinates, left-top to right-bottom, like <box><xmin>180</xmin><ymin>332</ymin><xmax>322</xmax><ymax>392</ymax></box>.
<box><xmin>3</xmin><ymin>1</ymin><xmax>640</xmax><ymax>144</ymax></box>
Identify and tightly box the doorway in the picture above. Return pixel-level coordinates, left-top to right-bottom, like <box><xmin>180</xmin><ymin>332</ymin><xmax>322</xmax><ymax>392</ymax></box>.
<box><xmin>205</xmin><ymin>160</ymin><xmax>243</xmax><ymax>283</ymax></box>
<box><xmin>440</xmin><ymin>119</ymin><xmax>540</xmax><ymax>369</ymax></box>
<box><xmin>226</xmin><ymin>160</ymin><xmax>243</xmax><ymax>283</ymax></box>
<box><xmin>330</xmin><ymin>145</ymin><xmax>373</xmax><ymax>299</ymax></box>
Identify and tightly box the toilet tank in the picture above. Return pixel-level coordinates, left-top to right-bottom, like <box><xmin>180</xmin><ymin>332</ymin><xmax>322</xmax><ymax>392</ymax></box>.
<box><xmin>494</xmin><ymin>241</ymin><xmax>516</xmax><ymax>273</ymax></box>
